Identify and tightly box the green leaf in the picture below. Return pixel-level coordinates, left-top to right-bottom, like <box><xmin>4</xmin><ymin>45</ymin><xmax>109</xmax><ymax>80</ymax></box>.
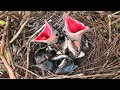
<box><xmin>4</xmin><ymin>50</ymin><xmax>7</xmax><ymax>59</ymax></box>
<box><xmin>0</xmin><ymin>20</ymin><xmax>6</xmax><ymax>25</ymax></box>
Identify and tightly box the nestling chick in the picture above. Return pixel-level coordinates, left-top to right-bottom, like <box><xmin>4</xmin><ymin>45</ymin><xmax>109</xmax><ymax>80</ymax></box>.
<box><xmin>62</xmin><ymin>12</ymin><xmax>90</xmax><ymax>51</ymax></box>
<box><xmin>32</xmin><ymin>20</ymin><xmax>59</xmax><ymax>45</ymax></box>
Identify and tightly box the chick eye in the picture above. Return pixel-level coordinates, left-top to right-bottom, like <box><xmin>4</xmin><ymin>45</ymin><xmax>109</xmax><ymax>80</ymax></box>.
<box><xmin>56</xmin><ymin>33</ymin><xmax>59</xmax><ymax>36</ymax></box>
<box><xmin>55</xmin><ymin>31</ymin><xmax>59</xmax><ymax>37</ymax></box>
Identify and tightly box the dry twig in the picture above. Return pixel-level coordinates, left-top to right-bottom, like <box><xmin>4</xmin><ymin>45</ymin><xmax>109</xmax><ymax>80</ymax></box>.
<box><xmin>47</xmin><ymin>73</ymin><xmax>116</xmax><ymax>79</ymax></box>
<box><xmin>0</xmin><ymin>32</ymin><xmax>16</xmax><ymax>79</ymax></box>
<box><xmin>9</xmin><ymin>15</ymin><xmax>31</xmax><ymax>44</ymax></box>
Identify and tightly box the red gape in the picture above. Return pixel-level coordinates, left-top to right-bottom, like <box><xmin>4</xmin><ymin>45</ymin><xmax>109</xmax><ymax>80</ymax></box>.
<box><xmin>63</xmin><ymin>12</ymin><xmax>89</xmax><ymax>51</ymax></box>
<box><xmin>32</xmin><ymin>20</ymin><xmax>59</xmax><ymax>48</ymax></box>
<box><xmin>65</xmin><ymin>13</ymin><xmax>86</xmax><ymax>33</ymax></box>
<box><xmin>64</xmin><ymin>12</ymin><xmax>89</xmax><ymax>34</ymax></box>
<box><xmin>33</xmin><ymin>20</ymin><xmax>52</xmax><ymax>42</ymax></box>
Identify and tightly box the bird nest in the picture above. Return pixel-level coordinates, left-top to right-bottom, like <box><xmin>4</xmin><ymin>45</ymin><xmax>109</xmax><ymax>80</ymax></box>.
<box><xmin>0</xmin><ymin>11</ymin><xmax>120</xmax><ymax>79</ymax></box>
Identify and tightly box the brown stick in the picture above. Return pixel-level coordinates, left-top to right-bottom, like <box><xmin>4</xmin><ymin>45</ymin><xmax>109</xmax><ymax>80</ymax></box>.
<box><xmin>47</xmin><ymin>73</ymin><xmax>116</xmax><ymax>79</ymax></box>
<box><xmin>15</xmin><ymin>64</ymin><xmax>42</xmax><ymax>79</ymax></box>
<box><xmin>108</xmin><ymin>15</ymin><xmax>112</xmax><ymax>42</ymax></box>
<box><xmin>9</xmin><ymin>17</ymin><xmax>30</xmax><ymax>44</ymax></box>
<box><xmin>19</xmin><ymin>11</ymin><xmax>31</xmax><ymax>27</ymax></box>
<box><xmin>112</xmin><ymin>18</ymin><xmax>120</xmax><ymax>25</ymax></box>
<box><xmin>5</xmin><ymin>16</ymin><xmax>10</xmax><ymax>64</ymax></box>
<box><xmin>0</xmin><ymin>11</ymin><xmax>4</xmax><ymax>15</ymax></box>
<box><xmin>0</xmin><ymin>56</ymin><xmax>16</xmax><ymax>79</ymax></box>
<box><xmin>0</xmin><ymin>32</ymin><xmax>16</xmax><ymax>79</ymax></box>
<box><xmin>24</xmin><ymin>42</ymin><xmax>30</xmax><ymax>79</ymax></box>
<box><xmin>5</xmin><ymin>16</ymin><xmax>15</xmax><ymax>69</ymax></box>
<box><xmin>0</xmin><ymin>11</ymin><xmax>10</xmax><ymax>19</ymax></box>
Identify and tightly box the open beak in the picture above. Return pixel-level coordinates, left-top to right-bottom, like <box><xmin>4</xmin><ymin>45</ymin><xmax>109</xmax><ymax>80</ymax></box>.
<box><xmin>63</xmin><ymin>12</ymin><xmax>89</xmax><ymax>51</ymax></box>
<box><xmin>63</xmin><ymin>12</ymin><xmax>89</xmax><ymax>41</ymax></box>
<box><xmin>32</xmin><ymin>20</ymin><xmax>57</xmax><ymax>44</ymax></box>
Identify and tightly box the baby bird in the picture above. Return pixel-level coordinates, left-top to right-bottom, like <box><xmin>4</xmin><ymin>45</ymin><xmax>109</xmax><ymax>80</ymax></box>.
<box><xmin>32</xmin><ymin>20</ymin><xmax>59</xmax><ymax>45</ymax></box>
<box><xmin>62</xmin><ymin>12</ymin><xmax>89</xmax><ymax>51</ymax></box>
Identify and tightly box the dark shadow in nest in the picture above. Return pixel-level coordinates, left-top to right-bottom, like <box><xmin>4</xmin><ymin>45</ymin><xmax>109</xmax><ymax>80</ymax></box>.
<box><xmin>28</xmin><ymin>42</ymin><xmax>47</xmax><ymax>75</ymax></box>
